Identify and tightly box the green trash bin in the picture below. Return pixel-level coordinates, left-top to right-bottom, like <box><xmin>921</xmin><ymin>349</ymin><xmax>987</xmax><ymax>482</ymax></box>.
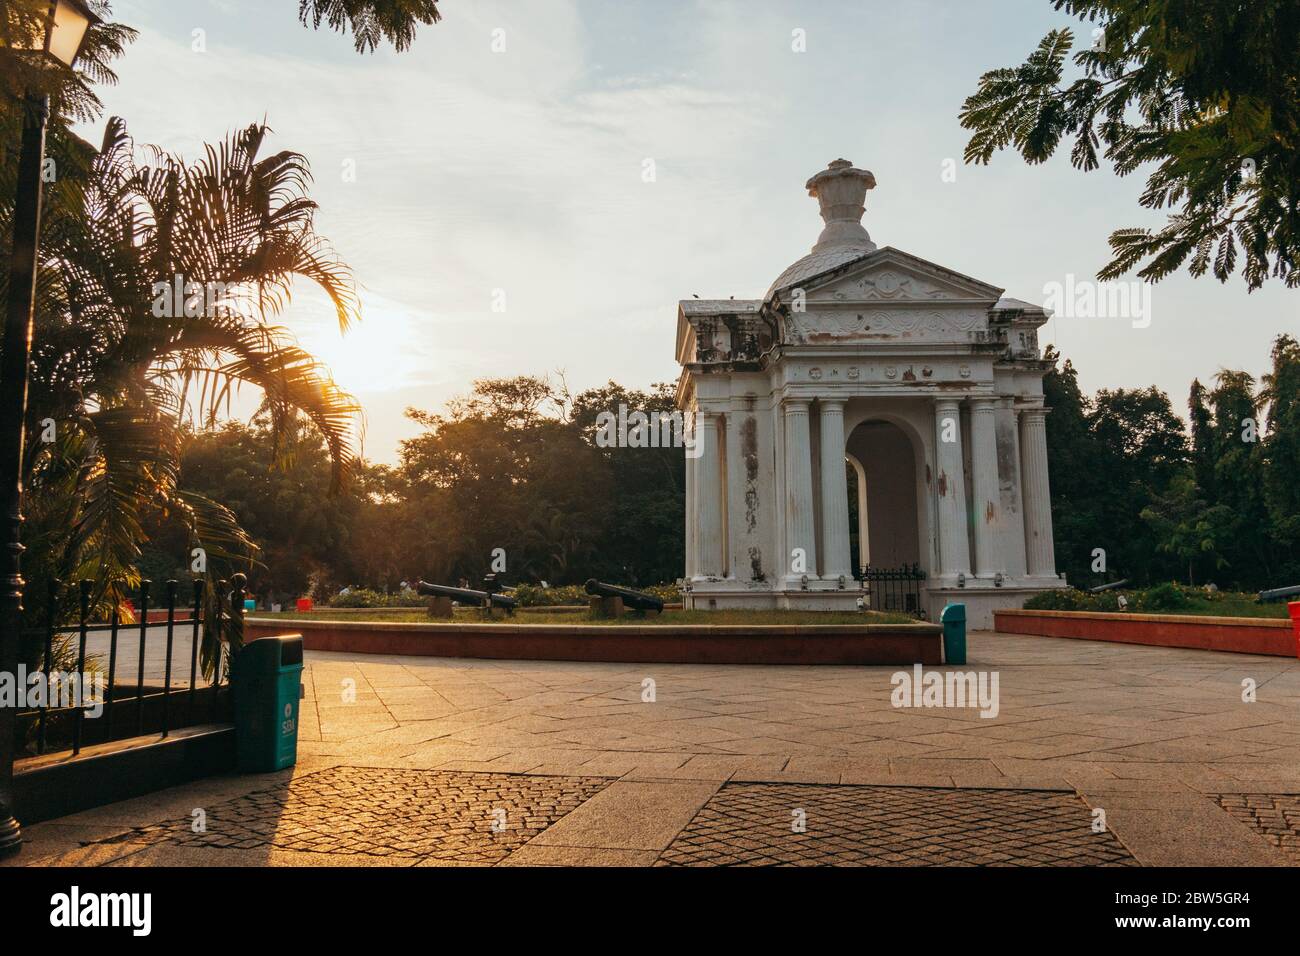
<box><xmin>940</xmin><ymin>603</ymin><xmax>966</xmax><ymax>665</ymax></box>
<box><xmin>232</xmin><ymin>634</ymin><xmax>303</xmax><ymax>772</ymax></box>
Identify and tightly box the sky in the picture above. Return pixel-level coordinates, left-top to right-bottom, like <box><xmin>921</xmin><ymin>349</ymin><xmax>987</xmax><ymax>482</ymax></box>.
<box><xmin>85</xmin><ymin>0</ymin><xmax>1296</xmax><ymax>463</ymax></box>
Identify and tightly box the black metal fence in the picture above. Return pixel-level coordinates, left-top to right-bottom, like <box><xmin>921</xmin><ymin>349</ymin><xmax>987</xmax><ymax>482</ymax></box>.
<box><xmin>15</xmin><ymin>574</ymin><xmax>246</xmax><ymax>760</ymax></box>
<box><xmin>860</xmin><ymin>564</ymin><xmax>926</xmax><ymax>617</ymax></box>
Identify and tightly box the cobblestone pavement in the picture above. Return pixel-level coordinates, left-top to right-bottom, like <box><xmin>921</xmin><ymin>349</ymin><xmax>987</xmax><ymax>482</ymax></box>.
<box><xmin>90</xmin><ymin>769</ymin><xmax>1135</xmax><ymax>866</ymax></box>
<box><xmin>13</xmin><ymin>633</ymin><xmax>1300</xmax><ymax>867</ymax></box>
<box><xmin>1213</xmin><ymin>794</ymin><xmax>1300</xmax><ymax>862</ymax></box>
<box><xmin>98</xmin><ymin>766</ymin><xmax>613</xmax><ymax>864</ymax></box>
<box><xmin>657</xmin><ymin>782</ymin><xmax>1137</xmax><ymax>866</ymax></box>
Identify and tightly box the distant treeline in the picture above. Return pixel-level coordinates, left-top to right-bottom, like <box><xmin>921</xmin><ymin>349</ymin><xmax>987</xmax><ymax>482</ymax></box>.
<box><xmin>142</xmin><ymin>377</ymin><xmax>685</xmax><ymax>601</ymax></box>
<box><xmin>1045</xmin><ymin>336</ymin><xmax>1300</xmax><ymax>591</ymax></box>
<box><xmin>141</xmin><ymin>335</ymin><xmax>1300</xmax><ymax>600</ymax></box>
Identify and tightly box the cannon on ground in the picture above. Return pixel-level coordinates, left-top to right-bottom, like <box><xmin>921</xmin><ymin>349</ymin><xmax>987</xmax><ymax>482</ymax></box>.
<box><xmin>417</xmin><ymin>580</ymin><xmax>517</xmax><ymax>616</ymax></box>
<box><xmin>1258</xmin><ymin>584</ymin><xmax>1300</xmax><ymax>603</ymax></box>
<box><xmin>1087</xmin><ymin>579</ymin><xmax>1129</xmax><ymax>594</ymax></box>
<box><xmin>584</xmin><ymin>579</ymin><xmax>664</xmax><ymax>616</ymax></box>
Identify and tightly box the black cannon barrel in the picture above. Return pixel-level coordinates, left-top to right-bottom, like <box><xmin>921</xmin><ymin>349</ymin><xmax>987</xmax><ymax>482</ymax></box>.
<box><xmin>1087</xmin><ymin>579</ymin><xmax>1129</xmax><ymax>594</ymax></box>
<box><xmin>584</xmin><ymin>579</ymin><xmax>664</xmax><ymax>613</ymax></box>
<box><xmin>417</xmin><ymin>581</ymin><xmax>518</xmax><ymax>609</ymax></box>
<box><xmin>1258</xmin><ymin>584</ymin><xmax>1300</xmax><ymax>603</ymax></box>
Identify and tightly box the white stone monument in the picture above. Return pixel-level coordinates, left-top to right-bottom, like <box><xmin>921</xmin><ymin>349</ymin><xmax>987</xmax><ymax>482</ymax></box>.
<box><xmin>675</xmin><ymin>159</ymin><xmax>1065</xmax><ymax>628</ymax></box>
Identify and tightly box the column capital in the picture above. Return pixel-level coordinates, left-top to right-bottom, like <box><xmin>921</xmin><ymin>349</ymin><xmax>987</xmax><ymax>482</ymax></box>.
<box><xmin>784</xmin><ymin>397</ymin><xmax>811</xmax><ymax>414</ymax></box>
<box><xmin>934</xmin><ymin>396</ymin><xmax>962</xmax><ymax>414</ymax></box>
<box><xmin>818</xmin><ymin>397</ymin><xmax>847</xmax><ymax>412</ymax></box>
<box><xmin>970</xmin><ymin>396</ymin><xmax>998</xmax><ymax>412</ymax></box>
<box><xmin>1020</xmin><ymin>405</ymin><xmax>1049</xmax><ymax>423</ymax></box>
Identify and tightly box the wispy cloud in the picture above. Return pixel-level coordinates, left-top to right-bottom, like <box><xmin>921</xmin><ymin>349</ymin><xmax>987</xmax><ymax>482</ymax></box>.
<box><xmin>87</xmin><ymin>0</ymin><xmax>1296</xmax><ymax>460</ymax></box>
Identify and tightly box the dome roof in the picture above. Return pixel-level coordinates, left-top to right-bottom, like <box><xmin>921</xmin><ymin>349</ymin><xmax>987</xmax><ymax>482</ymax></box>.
<box><xmin>766</xmin><ymin>245</ymin><xmax>875</xmax><ymax>301</ymax></box>
<box><xmin>766</xmin><ymin>159</ymin><xmax>877</xmax><ymax>302</ymax></box>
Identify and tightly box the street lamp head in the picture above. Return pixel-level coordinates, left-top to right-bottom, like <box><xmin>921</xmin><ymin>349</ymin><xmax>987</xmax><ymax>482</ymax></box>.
<box><xmin>6</xmin><ymin>0</ymin><xmax>100</xmax><ymax>68</ymax></box>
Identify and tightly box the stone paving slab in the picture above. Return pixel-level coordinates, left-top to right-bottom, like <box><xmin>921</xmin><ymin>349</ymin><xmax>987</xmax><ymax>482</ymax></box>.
<box><xmin>1095</xmin><ymin>805</ymin><xmax>1285</xmax><ymax>867</ymax></box>
<box><xmin>497</xmin><ymin>845</ymin><xmax>662</xmax><ymax>867</ymax></box>
<box><xmin>529</xmin><ymin>779</ymin><xmax>720</xmax><ymax>851</ymax></box>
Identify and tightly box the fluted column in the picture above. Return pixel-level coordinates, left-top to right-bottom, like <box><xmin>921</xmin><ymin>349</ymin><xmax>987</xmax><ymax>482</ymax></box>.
<box><xmin>969</xmin><ymin>398</ymin><xmax>1001</xmax><ymax>576</ymax></box>
<box><xmin>696</xmin><ymin>411</ymin><xmax>724</xmax><ymax>576</ymax></box>
<box><xmin>783</xmin><ymin>398</ymin><xmax>817</xmax><ymax>583</ymax></box>
<box><xmin>1019</xmin><ymin>406</ymin><xmax>1056</xmax><ymax>577</ymax></box>
<box><xmin>994</xmin><ymin>398</ymin><xmax>1028</xmax><ymax>577</ymax></box>
<box><xmin>818</xmin><ymin>399</ymin><xmax>851</xmax><ymax>581</ymax></box>
<box><xmin>933</xmin><ymin>398</ymin><xmax>971</xmax><ymax>578</ymax></box>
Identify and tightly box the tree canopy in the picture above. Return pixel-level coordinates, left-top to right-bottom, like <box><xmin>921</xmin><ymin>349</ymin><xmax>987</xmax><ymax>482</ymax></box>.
<box><xmin>298</xmin><ymin>0</ymin><xmax>441</xmax><ymax>53</ymax></box>
<box><xmin>960</xmin><ymin>0</ymin><xmax>1300</xmax><ymax>290</ymax></box>
<box><xmin>1043</xmin><ymin>336</ymin><xmax>1300</xmax><ymax>590</ymax></box>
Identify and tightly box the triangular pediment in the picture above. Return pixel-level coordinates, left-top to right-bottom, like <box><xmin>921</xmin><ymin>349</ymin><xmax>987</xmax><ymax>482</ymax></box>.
<box><xmin>779</xmin><ymin>246</ymin><xmax>1004</xmax><ymax>306</ymax></box>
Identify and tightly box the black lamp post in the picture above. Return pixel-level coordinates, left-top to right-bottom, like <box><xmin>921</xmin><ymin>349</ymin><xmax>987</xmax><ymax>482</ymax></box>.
<box><xmin>0</xmin><ymin>0</ymin><xmax>99</xmax><ymax>859</ymax></box>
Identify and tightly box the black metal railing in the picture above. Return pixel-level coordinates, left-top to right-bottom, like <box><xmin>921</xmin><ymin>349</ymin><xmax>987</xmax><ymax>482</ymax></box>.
<box><xmin>16</xmin><ymin>573</ymin><xmax>246</xmax><ymax>760</ymax></box>
<box><xmin>860</xmin><ymin>564</ymin><xmax>926</xmax><ymax>617</ymax></box>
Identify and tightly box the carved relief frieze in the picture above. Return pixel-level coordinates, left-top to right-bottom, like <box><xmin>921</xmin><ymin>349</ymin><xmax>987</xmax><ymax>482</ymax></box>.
<box><xmin>783</xmin><ymin>307</ymin><xmax>987</xmax><ymax>344</ymax></box>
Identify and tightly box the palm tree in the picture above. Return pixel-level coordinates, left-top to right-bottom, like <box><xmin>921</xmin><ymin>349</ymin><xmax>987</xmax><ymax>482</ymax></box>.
<box><xmin>4</xmin><ymin>117</ymin><xmax>362</xmax><ymax>673</ymax></box>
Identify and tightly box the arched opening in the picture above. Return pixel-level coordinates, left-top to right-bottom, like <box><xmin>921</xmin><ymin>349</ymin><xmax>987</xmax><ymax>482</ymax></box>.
<box><xmin>845</xmin><ymin>419</ymin><xmax>924</xmax><ymax>611</ymax></box>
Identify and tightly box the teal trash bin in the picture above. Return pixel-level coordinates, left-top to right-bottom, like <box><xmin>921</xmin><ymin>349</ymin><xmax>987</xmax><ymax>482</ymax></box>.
<box><xmin>231</xmin><ymin>634</ymin><xmax>303</xmax><ymax>772</ymax></box>
<box><xmin>940</xmin><ymin>603</ymin><xmax>966</xmax><ymax>665</ymax></box>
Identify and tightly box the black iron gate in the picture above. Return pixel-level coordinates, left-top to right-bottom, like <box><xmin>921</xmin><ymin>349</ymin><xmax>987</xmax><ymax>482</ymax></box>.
<box><xmin>15</xmin><ymin>574</ymin><xmax>244</xmax><ymax>760</ymax></box>
<box><xmin>860</xmin><ymin>564</ymin><xmax>926</xmax><ymax>617</ymax></box>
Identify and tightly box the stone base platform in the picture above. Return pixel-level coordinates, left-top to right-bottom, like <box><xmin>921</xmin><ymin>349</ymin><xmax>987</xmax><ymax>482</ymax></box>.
<box><xmin>685</xmin><ymin>580</ymin><xmax>1065</xmax><ymax>628</ymax></box>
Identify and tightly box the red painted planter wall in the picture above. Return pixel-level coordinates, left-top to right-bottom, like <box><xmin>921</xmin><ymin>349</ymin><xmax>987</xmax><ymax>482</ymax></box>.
<box><xmin>244</xmin><ymin>618</ymin><xmax>944</xmax><ymax>666</ymax></box>
<box><xmin>993</xmin><ymin>609</ymin><xmax>1297</xmax><ymax>658</ymax></box>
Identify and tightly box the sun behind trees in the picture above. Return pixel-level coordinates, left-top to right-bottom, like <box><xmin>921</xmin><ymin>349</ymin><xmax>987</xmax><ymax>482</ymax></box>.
<box><xmin>10</xmin><ymin>116</ymin><xmax>360</xmax><ymax>635</ymax></box>
<box><xmin>144</xmin><ymin>376</ymin><xmax>686</xmax><ymax>602</ymax></box>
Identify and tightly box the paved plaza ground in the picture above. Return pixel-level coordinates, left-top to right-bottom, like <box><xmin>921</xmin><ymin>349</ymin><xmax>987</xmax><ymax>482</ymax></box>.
<box><xmin>8</xmin><ymin>631</ymin><xmax>1300</xmax><ymax>867</ymax></box>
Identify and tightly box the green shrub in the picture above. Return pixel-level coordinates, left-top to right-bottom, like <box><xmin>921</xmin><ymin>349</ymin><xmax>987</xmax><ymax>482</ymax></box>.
<box><xmin>1022</xmin><ymin>588</ymin><xmax>1122</xmax><ymax>611</ymax></box>
<box><xmin>1024</xmin><ymin>582</ymin><xmax>1201</xmax><ymax>614</ymax></box>
<box><xmin>643</xmin><ymin>583</ymin><xmax>682</xmax><ymax>604</ymax></box>
<box><xmin>511</xmin><ymin>583</ymin><xmax>586</xmax><ymax>607</ymax></box>
<box><xmin>328</xmin><ymin>587</ymin><xmax>423</xmax><ymax>608</ymax></box>
<box><xmin>511</xmin><ymin>582</ymin><xmax>682</xmax><ymax>607</ymax></box>
<box><xmin>1134</xmin><ymin>581</ymin><xmax>1191</xmax><ymax>612</ymax></box>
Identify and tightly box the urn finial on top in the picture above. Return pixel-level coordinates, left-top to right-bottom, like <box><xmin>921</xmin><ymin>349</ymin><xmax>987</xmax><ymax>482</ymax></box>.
<box><xmin>805</xmin><ymin>158</ymin><xmax>877</xmax><ymax>254</ymax></box>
